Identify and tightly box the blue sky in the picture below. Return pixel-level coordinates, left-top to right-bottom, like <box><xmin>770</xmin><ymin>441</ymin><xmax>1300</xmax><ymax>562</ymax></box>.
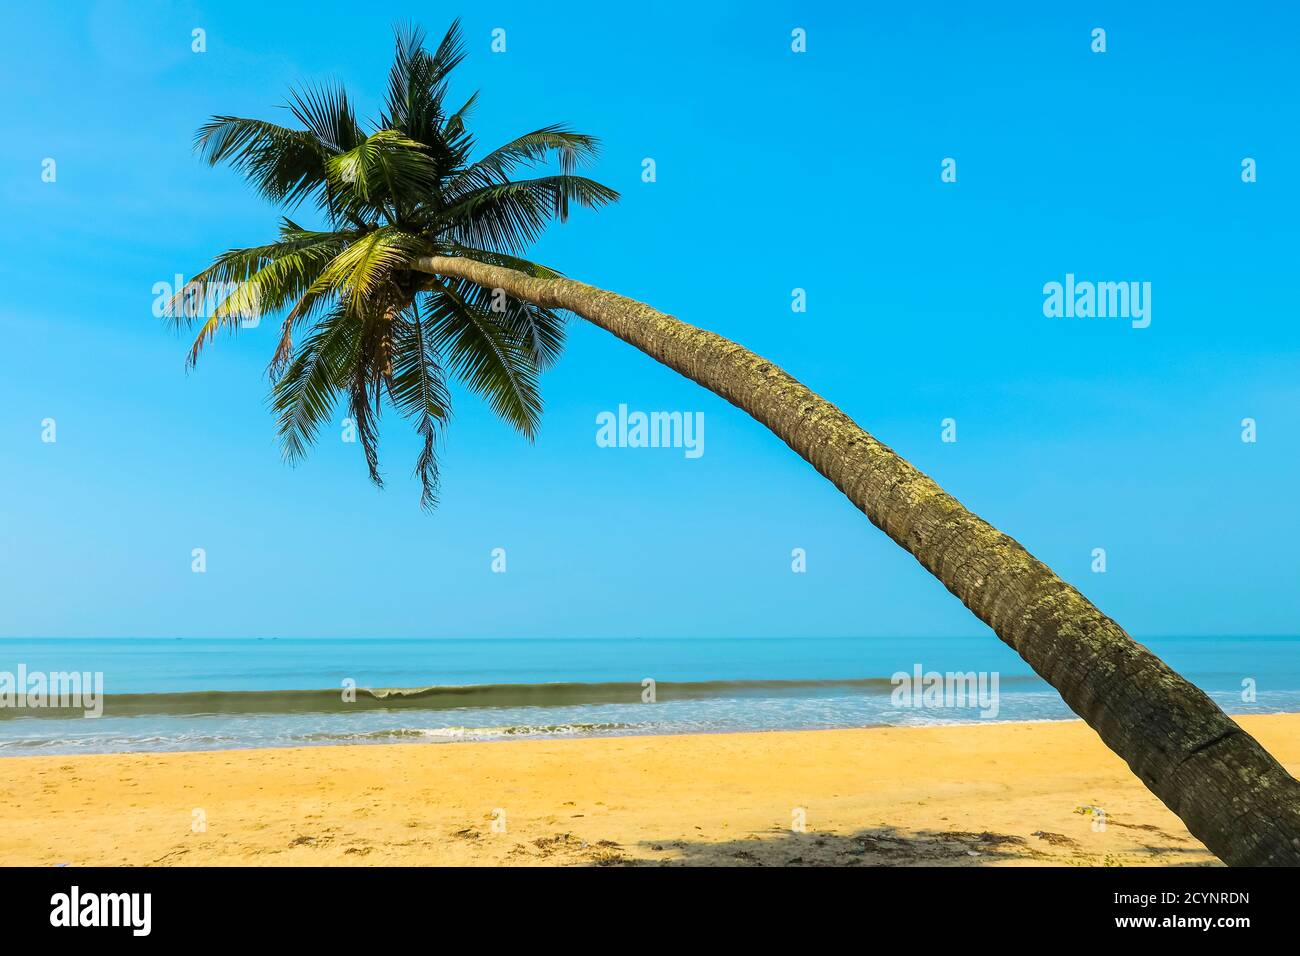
<box><xmin>2</xmin><ymin>1</ymin><xmax>1297</xmax><ymax>639</ymax></box>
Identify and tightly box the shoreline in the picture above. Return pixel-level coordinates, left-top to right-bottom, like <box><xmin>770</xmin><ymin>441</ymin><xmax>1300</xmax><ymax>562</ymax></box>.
<box><xmin>0</xmin><ymin>713</ymin><xmax>1095</xmax><ymax>758</ymax></box>
<box><xmin>4</xmin><ymin>709</ymin><xmax>1298</xmax><ymax>759</ymax></box>
<box><xmin>2</xmin><ymin>713</ymin><xmax>1296</xmax><ymax>866</ymax></box>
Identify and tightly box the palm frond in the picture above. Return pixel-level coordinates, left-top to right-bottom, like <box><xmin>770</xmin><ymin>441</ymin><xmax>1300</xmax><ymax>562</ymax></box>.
<box><xmin>285</xmin><ymin>82</ymin><xmax>362</xmax><ymax>154</ymax></box>
<box><xmin>388</xmin><ymin>301</ymin><xmax>452</xmax><ymax>509</ymax></box>
<box><xmin>441</xmin><ymin>277</ymin><xmax>566</xmax><ymax>370</ymax></box>
<box><xmin>449</xmin><ymin>126</ymin><xmax>602</xmax><ymax>198</ymax></box>
<box><xmin>194</xmin><ymin>116</ymin><xmax>329</xmax><ymax>208</ymax></box>
<box><xmin>439</xmin><ymin>176</ymin><xmax>619</xmax><ymax>252</ymax></box>
<box><xmin>424</xmin><ymin>280</ymin><xmax>542</xmax><ymax>437</ymax></box>
<box><xmin>444</xmin><ymin>90</ymin><xmax>480</xmax><ymax>138</ymax></box>
<box><xmin>346</xmin><ymin>309</ymin><xmax>389</xmax><ymax>485</ymax></box>
<box><xmin>182</xmin><ymin>19</ymin><xmax>619</xmax><ymax>507</ymax></box>
<box><xmin>327</xmin><ymin>130</ymin><xmax>438</xmax><ymax>219</ymax></box>
<box><xmin>384</xmin><ymin>21</ymin><xmax>468</xmax><ymax>154</ymax></box>
<box><xmin>309</xmin><ymin>227</ymin><xmax>429</xmax><ymax>305</ymax></box>
<box><xmin>271</xmin><ymin>303</ymin><xmax>359</xmax><ymax>462</ymax></box>
<box><xmin>174</xmin><ymin>224</ymin><xmax>352</xmax><ymax>367</ymax></box>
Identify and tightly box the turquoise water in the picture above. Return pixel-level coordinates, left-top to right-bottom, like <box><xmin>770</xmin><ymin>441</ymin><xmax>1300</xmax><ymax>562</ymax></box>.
<box><xmin>0</xmin><ymin>636</ymin><xmax>1295</xmax><ymax>754</ymax></box>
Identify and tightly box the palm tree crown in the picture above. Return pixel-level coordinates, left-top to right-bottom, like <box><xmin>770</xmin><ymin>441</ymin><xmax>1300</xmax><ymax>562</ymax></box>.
<box><xmin>173</xmin><ymin>20</ymin><xmax>618</xmax><ymax>508</ymax></box>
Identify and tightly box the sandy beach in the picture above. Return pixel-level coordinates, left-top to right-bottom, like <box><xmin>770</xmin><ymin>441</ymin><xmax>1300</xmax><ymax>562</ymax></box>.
<box><xmin>2</xmin><ymin>714</ymin><xmax>1295</xmax><ymax>867</ymax></box>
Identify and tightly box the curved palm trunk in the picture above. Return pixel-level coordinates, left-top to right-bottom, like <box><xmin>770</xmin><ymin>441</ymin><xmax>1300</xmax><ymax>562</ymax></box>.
<box><xmin>413</xmin><ymin>255</ymin><xmax>1300</xmax><ymax>865</ymax></box>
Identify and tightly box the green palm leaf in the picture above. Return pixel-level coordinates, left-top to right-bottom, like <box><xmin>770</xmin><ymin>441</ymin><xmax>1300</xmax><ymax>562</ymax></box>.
<box><xmin>179</xmin><ymin>19</ymin><xmax>618</xmax><ymax>508</ymax></box>
<box><xmin>424</xmin><ymin>280</ymin><xmax>542</xmax><ymax>438</ymax></box>
<box><xmin>327</xmin><ymin>130</ymin><xmax>439</xmax><ymax>220</ymax></box>
<box><xmin>439</xmin><ymin>176</ymin><xmax>618</xmax><ymax>251</ymax></box>
<box><xmin>388</xmin><ymin>302</ymin><xmax>452</xmax><ymax>508</ymax></box>
<box><xmin>449</xmin><ymin>125</ymin><xmax>602</xmax><ymax>196</ymax></box>
<box><xmin>194</xmin><ymin>117</ymin><xmax>329</xmax><ymax>208</ymax></box>
<box><xmin>271</xmin><ymin>303</ymin><xmax>359</xmax><ymax>462</ymax></box>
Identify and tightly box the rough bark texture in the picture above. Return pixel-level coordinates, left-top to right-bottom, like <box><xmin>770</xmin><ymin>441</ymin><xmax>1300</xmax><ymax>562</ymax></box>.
<box><xmin>412</xmin><ymin>255</ymin><xmax>1300</xmax><ymax>866</ymax></box>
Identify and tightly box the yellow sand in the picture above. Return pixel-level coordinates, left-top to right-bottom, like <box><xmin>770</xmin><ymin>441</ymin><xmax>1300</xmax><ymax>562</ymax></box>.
<box><xmin>2</xmin><ymin>714</ymin><xmax>1296</xmax><ymax>866</ymax></box>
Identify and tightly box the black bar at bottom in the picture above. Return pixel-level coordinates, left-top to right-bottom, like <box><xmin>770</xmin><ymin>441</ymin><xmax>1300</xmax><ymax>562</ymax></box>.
<box><xmin>0</xmin><ymin>864</ymin><xmax>1286</xmax><ymax>940</ymax></box>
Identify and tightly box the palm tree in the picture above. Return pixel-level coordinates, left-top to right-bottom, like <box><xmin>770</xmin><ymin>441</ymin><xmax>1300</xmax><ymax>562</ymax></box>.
<box><xmin>170</xmin><ymin>21</ymin><xmax>1300</xmax><ymax>865</ymax></box>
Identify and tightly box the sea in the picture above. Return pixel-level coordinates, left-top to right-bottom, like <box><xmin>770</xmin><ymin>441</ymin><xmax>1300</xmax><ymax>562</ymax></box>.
<box><xmin>0</xmin><ymin>636</ymin><xmax>1295</xmax><ymax>755</ymax></box>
